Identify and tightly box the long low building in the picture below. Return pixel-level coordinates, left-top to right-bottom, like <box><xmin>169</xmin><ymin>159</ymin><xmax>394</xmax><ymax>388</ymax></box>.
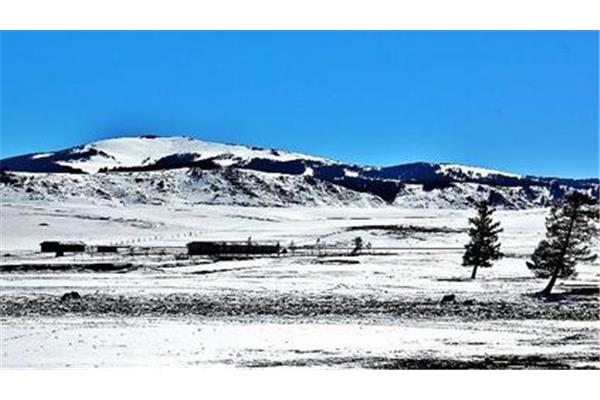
<box><xmin>187</xmin><ymin>241</ymin><xmax>280</xmax><ymax>256</ymax></box>
<box><xmin>40</xmin><ymin>241</ymin><xmax>86</xmax><ymax>256</ymax></box>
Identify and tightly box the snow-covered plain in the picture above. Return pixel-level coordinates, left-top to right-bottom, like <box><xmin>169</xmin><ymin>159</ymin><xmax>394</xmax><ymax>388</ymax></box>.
<box><xmin>4</xmin><ymin>317</ymin><xmax>597</xmax><ymax>368</ymax></box>
<box><xmin>1</xmin><ymin>200</ymin><xmax>598</xmax><ymax>368</ymax></box>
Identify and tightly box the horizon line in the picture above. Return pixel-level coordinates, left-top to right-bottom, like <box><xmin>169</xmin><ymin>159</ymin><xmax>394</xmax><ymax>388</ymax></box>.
<box><xmin>0</xmin><ymin>132</ymin><xmax>598</xmax><ymax>181</ymax></box>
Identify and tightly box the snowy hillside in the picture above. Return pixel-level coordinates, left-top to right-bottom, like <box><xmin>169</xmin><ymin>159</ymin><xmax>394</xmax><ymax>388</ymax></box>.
<box><xmin>0</xmin><ymin>136</ymin><xmax>330</xmax><ymax>174</ymax></box>
<box><xmin>437</xmin><ymin>163</ymin><xmax>521</xmax><ymax>179</ymax></box>
<box><xmin>0</xmin><ymin>168</ymin><xmax>384</xmax><ymax>207</ymax></box>
<box><xmin>1</xmin><ymin>135</ymin><xmax>598</xmax><ymax>209</ymax></box>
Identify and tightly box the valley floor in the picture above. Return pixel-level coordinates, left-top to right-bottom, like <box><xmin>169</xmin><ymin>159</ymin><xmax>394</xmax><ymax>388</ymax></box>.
<box><xmin>1</xmin><ymin>201</ymin><xmax>598</xmax><ymax>368</ymax></box>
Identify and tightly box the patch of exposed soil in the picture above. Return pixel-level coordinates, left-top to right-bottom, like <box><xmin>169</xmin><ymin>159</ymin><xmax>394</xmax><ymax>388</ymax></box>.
<box><xmin>245</xmin><ymin>353</ymin><xmax>599</xmax><ymax>369</ymax></box>
<box><xmin>1</xmin><ymin>293</ymin><xmax>597</xmax><ymax>320</ymax></box>
<box><xmin>345</xmin><ymin>224</ymin><xmax>465</xmax><ymax>238</ymax></box>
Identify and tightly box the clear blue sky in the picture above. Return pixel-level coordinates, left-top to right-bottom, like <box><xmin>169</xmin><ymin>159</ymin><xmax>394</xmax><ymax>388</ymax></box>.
<box><xmin>1</xmin><ymin>31</ymin><xmax>598</xmax><ymax>178</ymax></box>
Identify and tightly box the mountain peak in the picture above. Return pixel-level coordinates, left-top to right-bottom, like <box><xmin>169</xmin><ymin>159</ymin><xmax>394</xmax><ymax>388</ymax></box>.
<box><xmin>1</xmin><ymin>135</ymin><xmax>331</xmax><ymax>174</ymax></box>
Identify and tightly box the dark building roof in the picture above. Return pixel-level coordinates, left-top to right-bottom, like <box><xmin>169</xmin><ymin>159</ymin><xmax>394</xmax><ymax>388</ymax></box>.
<box><xmin>40</xmin><ymin>241</ymin><xmax>87</xmax><ymax>253</ymax></box>
<box><xmin>40</xmin><ymin>240</ymin><xmax>86</xmax><ymax>246</ymax></box>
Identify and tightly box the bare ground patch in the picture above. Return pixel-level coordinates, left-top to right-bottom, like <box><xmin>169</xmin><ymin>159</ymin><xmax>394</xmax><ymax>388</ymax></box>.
<box><xmin>244</xmin><ymin>353</ymin><xmax>600</xmax><ymax>369</ymax></box>
<box><xmin>1</xmin><ymin>292</ymin><xmax>597</xmax><ymax>320</ymax></box>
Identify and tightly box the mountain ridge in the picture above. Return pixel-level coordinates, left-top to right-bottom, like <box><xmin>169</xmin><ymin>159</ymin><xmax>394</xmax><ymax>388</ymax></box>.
<box><xmin>1</xmin><ymin>135</ymin><xmax>598</xmax><ymax>209</ymax></box>
<box><xmin>1</xmin><ymin>134</ymin><xmax>594</xmax><ymax>179</ymax></box>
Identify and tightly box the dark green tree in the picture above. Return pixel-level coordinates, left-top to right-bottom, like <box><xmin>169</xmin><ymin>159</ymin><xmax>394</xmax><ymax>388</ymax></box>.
<box><xmin>527</xmin><ymin>192</ymin><xmax>598</xmax><ymax>295</ymax></box>
<box><xmin>462</xmin><ymin>200</ymin><xmax>503</xmax><ymax>279</ymax></box>
<box><xmin>351</xmin><ymin>236</ymin><xmax>363</xmax><ymax>255</ymax></box>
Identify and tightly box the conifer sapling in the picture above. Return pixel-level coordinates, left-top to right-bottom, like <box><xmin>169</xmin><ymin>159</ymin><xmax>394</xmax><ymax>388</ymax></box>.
<box><xmin>462</xmin><ymin>200</ymin><xmax>503</xmax><ymax>279</ymax></box>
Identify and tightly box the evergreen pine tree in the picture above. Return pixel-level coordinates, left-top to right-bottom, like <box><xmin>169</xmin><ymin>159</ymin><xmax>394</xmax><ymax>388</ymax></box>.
<box><xmin>351</xmin><ymin>236</ymin><xmax>363</xmax><ymax>255</ymax></box>
<box><xmin>527</xmin><ymin>192</ymin><xmax>598</xmax><ymax>295</ymax></box>
<box><xmin>462</xmin><ymin>200</ymin><xmax>503</xmax><ymax>279</ymax></box>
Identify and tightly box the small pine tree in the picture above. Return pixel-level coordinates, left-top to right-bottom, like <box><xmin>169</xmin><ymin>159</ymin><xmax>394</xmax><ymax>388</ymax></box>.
<box><xmin>351</xmin><ymin>236</ymin><xmax>363</xmax><ymax>255</ymax></box>
<box><xmin>527</xmin><ymin>192</ymin><xmax>598</xmax><ymax>295</ymax></box>
<box><xmin>462</xmin><ymin>200</ymin><xmax>503</xmax><ymax>279</ymax></box>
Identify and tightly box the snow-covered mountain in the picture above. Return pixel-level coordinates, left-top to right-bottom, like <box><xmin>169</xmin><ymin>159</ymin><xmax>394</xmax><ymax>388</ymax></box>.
<box><xmin>0</xmin><ymin>135</ymin><xmax>330</xmax><ymax>174</ymax></box>
<box><xmin>1</xmin><ymin>135</ymin><xmax>598</xmax><ymax>209</ymax></box>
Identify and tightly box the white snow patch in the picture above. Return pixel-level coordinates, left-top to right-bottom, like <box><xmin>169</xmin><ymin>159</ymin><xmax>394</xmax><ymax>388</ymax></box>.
<box><xmin>439</xmin><ymin>163</ymin><xmax>522</xmax><ymax>179</ymax></box>
<box><xmin>30</xmin><ymin>153</ymin><xmax>53</xmax><ymax>159</ymax></box>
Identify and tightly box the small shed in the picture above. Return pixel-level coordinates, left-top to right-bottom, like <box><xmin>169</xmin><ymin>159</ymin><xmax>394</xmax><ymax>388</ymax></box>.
<box><xmin>40</xmin><ymin>241</ymin><xmax>86</xmax><ymax>256</ymax></box>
